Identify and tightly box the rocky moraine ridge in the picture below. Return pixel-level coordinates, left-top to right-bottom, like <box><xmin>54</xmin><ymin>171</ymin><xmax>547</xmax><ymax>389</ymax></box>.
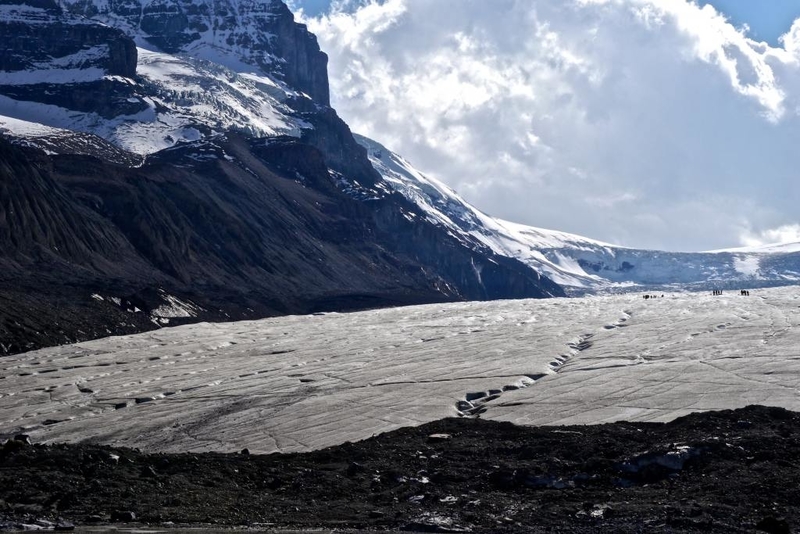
<box><xmin>1</xmin><ymin>405</ymin><xmax>799</xmax><ymax>533</ymax></box>
<box><xmin>0</xmin><ymin>0</ymin><xmax>563</xmax><ymax>354</ymax></box>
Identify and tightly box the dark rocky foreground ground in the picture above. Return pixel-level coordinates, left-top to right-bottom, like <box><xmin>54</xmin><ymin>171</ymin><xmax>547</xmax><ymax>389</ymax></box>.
<box><xmin>1</xmin><ymin>405</ymin><xmax>798</xmax><ymax>533</ymax></box>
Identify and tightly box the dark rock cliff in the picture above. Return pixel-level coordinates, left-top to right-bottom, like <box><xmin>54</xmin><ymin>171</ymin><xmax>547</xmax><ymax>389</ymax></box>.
<box><xmin>269</xmin><ymin>1</ymin><xmax>330</xmax><ymax>106</ymax></box>
<box><xmin>0</xmin><ymin>0</ymin><xmax>137</xmax><ymax>78</ymax></box>
<box><xmin>0</xmin><ymin>79</ymin><xmax>147</xmax><ymax>118</ymax></box>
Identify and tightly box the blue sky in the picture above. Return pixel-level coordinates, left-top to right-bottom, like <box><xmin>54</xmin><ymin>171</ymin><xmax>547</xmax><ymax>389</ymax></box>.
<box><xmin>296</xmin><ymin>0</ymin><xmax>800</xmax><ymax>43</ymax></box>
<box><xmin>291</xmin><ymin>0</ymin><xmax>330</xmax><ymax>16</ymax></box>
<box><xmin>704</xmin><ymin>0</ymin><xmax>800</xmax><ymax>44</ymax></box>
<box><xmin>296</xmin><ymin>1</ymin><xmax>800</xmax><ymax>251</ymax></box>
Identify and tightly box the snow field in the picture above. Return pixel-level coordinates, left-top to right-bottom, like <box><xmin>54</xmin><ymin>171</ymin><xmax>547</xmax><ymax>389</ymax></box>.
<box><xmin>0</xmin><ymin>287</ymin><xmax>798</xmax><ymax>454</ymax></box>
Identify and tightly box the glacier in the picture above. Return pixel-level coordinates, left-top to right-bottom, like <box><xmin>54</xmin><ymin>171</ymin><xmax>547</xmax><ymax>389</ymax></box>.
<box><xmin>1</xmin><ymin>286</ymin><xmax>798</xmax><ymax>454</ymax></box>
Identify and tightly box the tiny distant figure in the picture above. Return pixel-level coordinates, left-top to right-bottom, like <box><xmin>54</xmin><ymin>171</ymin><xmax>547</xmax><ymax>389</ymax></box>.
<box><xmin>644</xmin><ymin>295</ymin><xmax>650</xmax><ymax>300</ymax></box>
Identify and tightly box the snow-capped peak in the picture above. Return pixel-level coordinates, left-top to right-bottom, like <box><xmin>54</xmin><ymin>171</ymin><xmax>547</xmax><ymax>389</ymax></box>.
<box><xmin>0</xmin><ymin>0</ymin><xmax>325</xmax><ymax>155</ymax></box>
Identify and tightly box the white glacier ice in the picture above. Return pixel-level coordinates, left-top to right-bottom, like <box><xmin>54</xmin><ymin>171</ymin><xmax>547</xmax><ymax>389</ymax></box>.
<box><xmin>1</xmin><ymin>286</ymin><xmax>798</xmax><ymax>454</ymax></box>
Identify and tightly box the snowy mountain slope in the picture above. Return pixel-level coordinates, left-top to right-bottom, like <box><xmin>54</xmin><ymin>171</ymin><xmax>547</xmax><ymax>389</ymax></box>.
<box><xmin>2</xmin><ymin>286</ymin><xmax>799</xmax><ymax>454</ymax></box>
<box><xmin>0</xmin><ymin>0</ymin><xmax>383</xmax><ymax>204</ymax></box>
<box><xmin>0</xmin><ymin>46</ymin><xmax>306</xmax><ymax>155</ymax></box>
<box><xmin>356</xmin><ymin>134</ymin><xmax>618</xmax><ymax>289</ymax></box>
<box><xmin>111</xmin><ymin>47</ymin><xmax>307</xmax><ymax>153</ymax></box>
<box><xmin>357</xmin><ymin>135</ymin><xmax>800</xmax><ymax>292</ymax></box>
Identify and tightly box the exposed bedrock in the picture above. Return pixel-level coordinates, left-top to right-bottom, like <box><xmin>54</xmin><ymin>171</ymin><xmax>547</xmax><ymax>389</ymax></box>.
<box><xmin>0</xmin><ymin>0</ymin><xmax>137</xmax><ymax>77</ymax></box>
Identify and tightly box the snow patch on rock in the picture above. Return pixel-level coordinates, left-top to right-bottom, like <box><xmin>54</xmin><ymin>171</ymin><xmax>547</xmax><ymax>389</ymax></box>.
<box><xmin>151</xmin><ymin>292</ymin><xmax>202</xmax><ymax>319</ymax></box>
<box><xmin>733</xmin><ymin>255</ymin><xmax>760</xmax><ymax>277</ymax></box>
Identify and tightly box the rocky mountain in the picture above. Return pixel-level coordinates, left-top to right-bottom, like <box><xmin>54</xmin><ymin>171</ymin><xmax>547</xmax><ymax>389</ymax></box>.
<box><xmin>61</xmin><ymin>0</ymin><xmax>330</xmax><ymax>105</ymax></box>
<box><xmin>356</xmin><ymin>135</ymin><xmax>800</xmax><ymax>294</ymax></box>
<box><xmin>0</xmin><ymin>0</ymin><xmax>563</xmax><ymax>355</ymax></box>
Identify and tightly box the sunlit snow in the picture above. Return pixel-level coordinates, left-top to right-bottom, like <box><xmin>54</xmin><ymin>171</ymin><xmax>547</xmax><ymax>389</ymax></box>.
<box><xmin>0</xmin><ymin>115</ymin><xmax>66</xmax><ymax>138</ymax></box>
<box><xmin>733</xmin><ymin>255</ymin><xmax>761</xmax><ymax>277</ymax></box>
<box><xmin>717</xmin><ymin>242</ymin><xmax>800</xmax><ymax>254</ymax></box>
<box><xmin>1</xmin><ymin>286</ymin><xmax>798</xmax><ymax>454</ymax></box>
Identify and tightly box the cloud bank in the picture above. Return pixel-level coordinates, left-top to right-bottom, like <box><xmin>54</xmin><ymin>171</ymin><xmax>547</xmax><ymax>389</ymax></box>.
<box><xmin>305</xmin><ymin>0</ymin><xmax>800</xmax><ymax>251</ymax></box>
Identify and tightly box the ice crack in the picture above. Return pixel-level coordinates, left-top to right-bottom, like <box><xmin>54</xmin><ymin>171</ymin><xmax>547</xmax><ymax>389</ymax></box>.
<box><xmin>454</xmin><ymin>331</ymin><xmax>597</xmax><ymax>417</ymax></box>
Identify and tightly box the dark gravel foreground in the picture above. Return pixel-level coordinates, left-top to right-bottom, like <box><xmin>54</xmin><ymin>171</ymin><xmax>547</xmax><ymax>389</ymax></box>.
<box><xmin>1</xmin><ymin>405</ymin><xmax>799</xmax><ymax>533</ymax></box>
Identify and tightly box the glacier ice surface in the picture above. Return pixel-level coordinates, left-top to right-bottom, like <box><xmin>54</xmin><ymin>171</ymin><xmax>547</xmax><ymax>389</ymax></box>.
<box><xmin>1</xmin><ymin>287</ymin><xmax>799</xmax><ymax>454</ymax></box>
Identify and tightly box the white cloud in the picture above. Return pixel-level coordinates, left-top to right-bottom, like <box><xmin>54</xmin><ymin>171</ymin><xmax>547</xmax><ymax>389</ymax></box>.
<box><xmin>741</xmin><ymin>224</ymin><xmax>800</xmax><ymax>248</ymax></box>
<box><xmin>305</xmin><ymin>0</ymin><xmax>800</xmax><ymax>251</ymax></box>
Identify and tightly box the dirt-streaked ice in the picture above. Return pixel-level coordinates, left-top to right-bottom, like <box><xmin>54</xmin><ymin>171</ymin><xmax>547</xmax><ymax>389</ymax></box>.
<box><xmin>1</xmin><ymin>288</ymin><xmax>798</xmax><ymax>453</ymax></box>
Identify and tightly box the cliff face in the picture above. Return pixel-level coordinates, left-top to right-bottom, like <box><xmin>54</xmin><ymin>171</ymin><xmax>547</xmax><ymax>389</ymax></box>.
<box><xmin>0</xmin><ymin>0</ymin><xmax>137</xmax><ymax>78</ymax></box>
<box><xmin>269</xmin><ymin>1</ymin><xmax>330</xmax><ymax>106</ymax></box>
<box><xmin>60</xmin><ymin>0</ymin><xmax>330</xmax><ymax>105</ymax></box>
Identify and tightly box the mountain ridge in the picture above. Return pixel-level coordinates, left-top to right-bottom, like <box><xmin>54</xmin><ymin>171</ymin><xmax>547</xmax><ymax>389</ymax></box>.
<box><xmin>355</xmin><ymin>135</ymin><xmax>800</xmax><ymax>293</ymax></box>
